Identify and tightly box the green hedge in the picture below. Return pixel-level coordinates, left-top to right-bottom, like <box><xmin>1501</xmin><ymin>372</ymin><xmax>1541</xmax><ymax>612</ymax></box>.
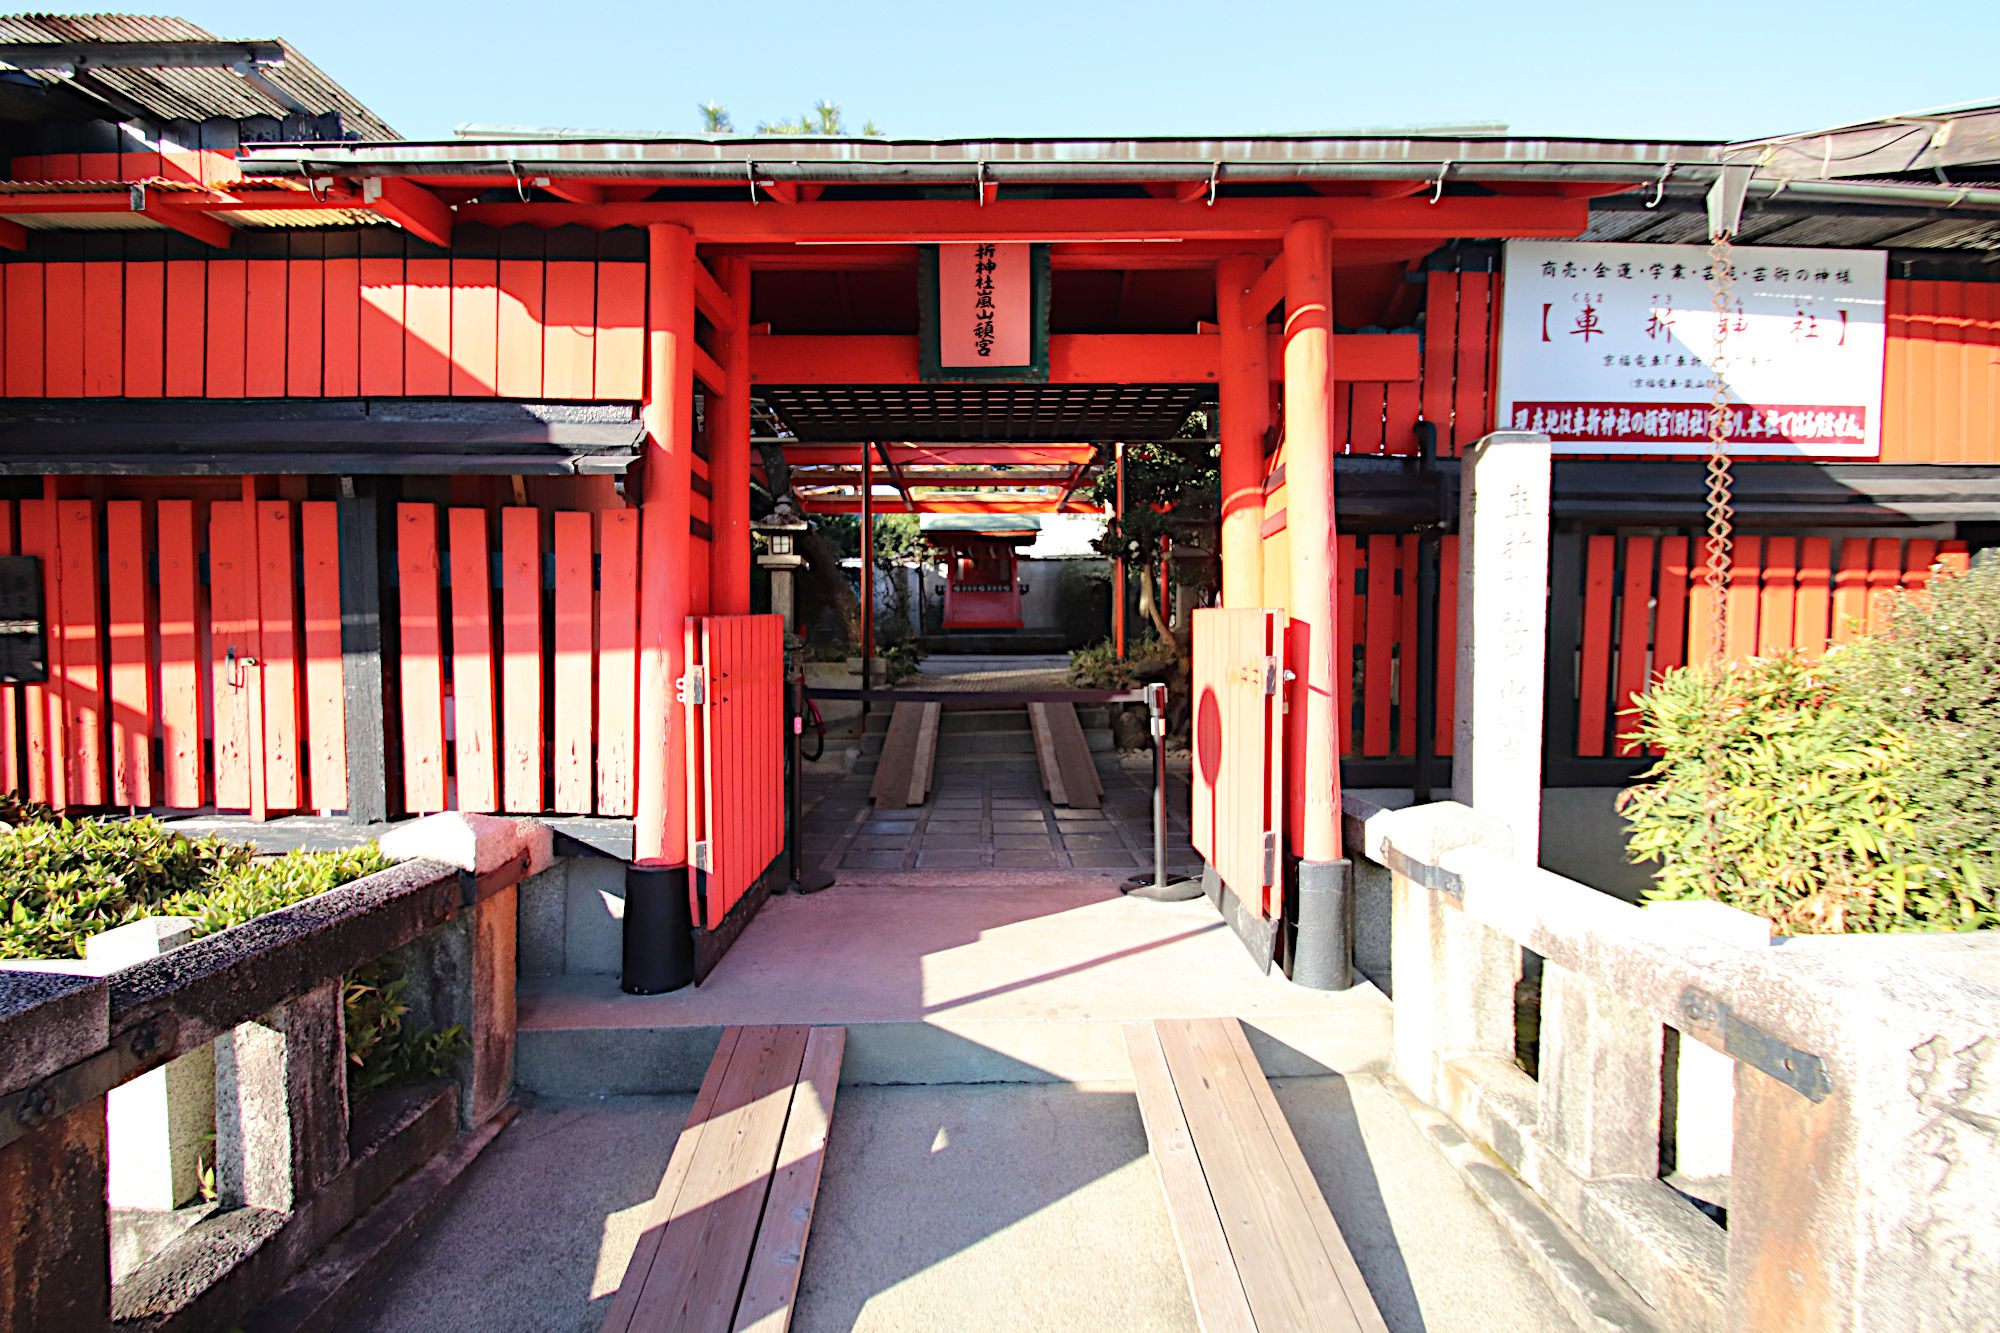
<box><xmin>0</xmin><ymin>812</ymin><xmax>462</xmax><ymax>1100</ymax></box>
<box><xmin>1620</xmin><ymin>558</ymin><xmax>2000</xmax><ymax>933</ymax></box>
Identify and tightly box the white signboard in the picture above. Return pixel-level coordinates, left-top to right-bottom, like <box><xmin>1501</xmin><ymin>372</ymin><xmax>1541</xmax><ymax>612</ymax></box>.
<box><xmin>1496</xmin><ymin>241</ymin><xmax>1886</xmax><ymax>457</ymax></box>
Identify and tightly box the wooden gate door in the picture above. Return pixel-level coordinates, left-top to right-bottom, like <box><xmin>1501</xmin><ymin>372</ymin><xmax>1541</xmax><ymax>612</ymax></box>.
<box><xmin>684</xmin><ymin>614</ymin><xmax>787</xmax><ymax>932</ymax></box>
<box><xmin>1191</xmin><ymin>608</ymin><xmax>1287</xmax><ymax>921</ymax></box>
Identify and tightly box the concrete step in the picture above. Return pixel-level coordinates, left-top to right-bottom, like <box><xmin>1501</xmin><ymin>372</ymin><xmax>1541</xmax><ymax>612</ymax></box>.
<box><xmin>862</xmin><ymin>705</ymin><xmax>1110</xmax><ymax>733</ymax></box>
<box><xmin>856</xmin><ymin>727</ymin><xmax>1114</xmax><ymax>761</ymax></box>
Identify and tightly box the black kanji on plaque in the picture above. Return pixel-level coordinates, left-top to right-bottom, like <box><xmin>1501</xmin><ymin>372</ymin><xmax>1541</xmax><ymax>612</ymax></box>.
<box><xmin>0</xmin><ymin>556</ymin><xmax>46</xmax><ymax>684</ymax></box>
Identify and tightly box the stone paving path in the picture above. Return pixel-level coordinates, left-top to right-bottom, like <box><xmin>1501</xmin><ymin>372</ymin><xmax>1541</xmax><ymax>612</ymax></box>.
<box><xmin>801</xmin><ymin>757</ymin><xmax>1198</xmax><ymax>877</ymax></box>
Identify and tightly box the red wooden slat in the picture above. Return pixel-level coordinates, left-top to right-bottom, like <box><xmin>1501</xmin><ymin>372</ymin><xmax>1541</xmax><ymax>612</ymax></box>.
<box><xmin>299</xmin><ymin>502</ymin><xmax>346</xmax><ymax>810</ymax></box>
<box><xmin>57</xmin><ymin>501</ymin><xmax>105</xmax><ymax>806</ymax></box>
<box><xmin>5</xmin><ymin>265</ymin><xmax>44</xmax><ymax>397</ymax></box>
<box><xmin>449</xmin><ymin>258</ymin><xmax>499</xmax><ymax>395</ymax></box>
<box><xmin>1331</xmin><ymin>382</ymin><xmax>1353</xmax><ymax>455</ymax></box>
<box><xmin>1972</xmin><ymin>287</ymin><xmax>2000</xmax><ymax>462</ymax></box>
<box><xmin>501</xmin><ymin>507</ymin><xmax>544</xmax><ymax>812</ymax></box>
<box><xmin>1936</xmin><ymin>539</ymin><xmax>1971</xmax><ymax>578</ymax></box>
<box><xmin>0</xmin><ymin>502</ymin><xmax>15</xmax><ymax>795</ymax></box>
<box><xmin>359</xmin><ymin>256</ymin><xmax>404</xmax><ymax>396</ymax></box>
<box><xmin>543</xmin><ymin>261</ymin><xmax>597</xmax><ymax>400</ymax></box>
<box><xmin>1792</xmin><ymin>537</ymin><xmax>1833</xmax><ymax>659</ymax></box>
<box><xmin>1757</xmin><ymin>537</ymin><xmax>1797</xmax><ymax>659</ymax></box>
<box><xmin>1575</xmin><ymin>534</ymin><xmax>1617</xmax><ymax>757</ymax></box>
<box><xmin>1335</xmin><ymin>534</ymin><xmax>1356</xmax><ymax>755</ymax></box>
<box><xmin>18</xmin><ymin>499</ymin><xmax>58</xmax><ymax>804</ymax></box>
<box><xmin>1384</xmin><ymin>379</ymin><xmax>1420</xmax><ymax>456</ymax></box>
<box><xmin>1452</xmin><ymin>272</ymin><xmax>1492</xmax><ymax>455</ymax></box>
<box><xmin>1722</xmin><ymin>536</ymin><xmax>1761</xmax><ymax>665</ymax></box>
<box><xmin>594</xmin><ymin>264</ymin><xmax>645</xmax><ymax>400</ymax></box>
<box><xmin>1421</xmin><ymin>271</ymin><xmax>1457</xmax><ymax>448</ymax></box>
<box><xmin>396</xmin><ymin>504</ymin><xmax>447</xmax><ymax>813</ymax></box>
<box><xmin>123</xmin><ymin>262</ymin><xmax>165</xmax><ymax>397</ymax></box>
<box><xmin>286</xmin><ymin>258</ymin><xmax>323</xmax><ymax>396</ymax></box>
<box><xmin>104</xmin><ymin>501</ymin><xmax>152</xmax><ymax>806</ymax></box>
<box><xmin>163</xmin><ymin>261</ymin><xmax>203</xmax><ymax>397</ymax></box>
<box><xmin>81</xmin><ymin>260</ymin><xmax>122</xmax><ymax>397</ymax></box>
<box><xmin>552</xmin><ymin>510</ymin><xmax>594</xmax><ymax>813</ymax></box>
<box><xmin>1901</xmin><ymin>538</ymin><xmax>1939</xmax><ymax>597</ymax></box>
<box><xmin>405</xmin><ymin>257</ymin><xmax>453</xmax><ymax>396</ymax></box>
<box><xmin>1881</xmin><ymin>281</ymin><xmax>1910</xmax><ymax>463</ymax></box>
<box><xmin>1362</xmin><ymin>533</ymin><xmax>1396</xmax><ymax>756</ymax></box>
<box><xmin>1904</xmin><ymin>282</ymin><xmax>1937</xmax><ymax>462</ymax></box>
<box><xmin>1652</xmin><ymin>536</ymin><xmax>1691</xmax><ymax>680</ymax></box>
<box><xmin>204</xmin><ymin>259</ymin><xmax>247</xmax><ymax>397</ymax></box>
<box><xmin>1613</xmin><ymin>536</ymin><xmax>1654</xmax><ymax>757</ymax></box>
<box><xmin>323</xmin><ymin>256</ymin><xmax>361</xmax><ymax>398</ymax></box>
<box><xmin>1395</xmin><ymin>536</ymin><xmax>1419</xmax><ymax>754</ymax></box>
<box><xmin>244</xmin><ymin>260</ymin><xmax>287</xmax><ymax>397</ymax></box>
<box><xmin>1831</xmin><ymin>539</ymin><xmax>1871</xmax><ymax>646</ymax></box>
<box><xmin>208</xmin><ymin>501</ymin><xmax>254</xmax><ymax>809</ymax></box>
<box><xmin>44</xmin><ymin>262</ymin><xmax>84</xmax><ymax>397</ymax></box>
<box><xmin>257</xmin><ymin>502</ymin><xmax>301</xmax><ymax>811</ymax></box>
<box><xmin>596</xmin><ymin>509</ymin><xmax>638</xmax><ymax>815</ymax></box>
<box><xmin>1865</xmin><ymin>538</ymin><xmax>1901</xmax><ymax>636</ymax></box>
<box><xmin>1933</xmin><ymin>284</ymin><xmax>1964</xmax><ymax>465</ymax></box>
<box><xmin>1435</xmin><ymin>533</ymin><xmax>1458</xmax><ymax>756</ymax></box>
<box><xmin>447</xmin><ymin>507</ymin><xmax>498</xmax><ymax>813</ymax></box>
<box><xmin>497</xmin><ymin>260</ymin><xmax>545</xmax><ymax>398</ymax></box>
<box><xmin>156</xmin><ymin>501</ymin><xmax>202</xmax><ymax>807</ymax></box>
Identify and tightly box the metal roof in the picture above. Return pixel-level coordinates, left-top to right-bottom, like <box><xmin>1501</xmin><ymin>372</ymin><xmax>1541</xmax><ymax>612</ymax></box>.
<box><xmin>0</xmin><ymin>14</ymin><xmax>396</xmax><ymax>137</ymax></box>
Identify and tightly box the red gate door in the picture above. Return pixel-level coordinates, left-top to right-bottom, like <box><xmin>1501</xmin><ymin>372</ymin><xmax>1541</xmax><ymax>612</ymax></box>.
<box><xmin>684</xmin><ymin>613</ymin><xmax>787</xmax><ymax>930</ymax></box>
<box><xmin>1191</xmin><ymin>608</ymin><xmax>1287</xmax><ymax>920</ymax></box>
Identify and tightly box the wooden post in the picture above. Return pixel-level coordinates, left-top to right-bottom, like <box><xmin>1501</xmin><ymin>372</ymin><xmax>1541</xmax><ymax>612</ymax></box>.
<box><xmin>860</xmin><ymin>444</ymin><xmax>874</xmax><ymax>705</ymax></box>
<box><xmin>1283</xmin><ymin>218</ymin><xmax>1342</xmax><ymax>865</ymax></box>
<box><xmin>240</xmin><ymin>475</ymin><xmax>268</xmax><ymax>821</ymax></box>
<box><xmin>338</xmin><ymin>481</ymin><xmax>402</xmax><ymax>824</ymax></box>
<box><xmin>709</xmin><ymin>254</ymin><xmax>753</xmax><ymax>616</ymax></box>
<box><xmin>1217</xmin><ymin>255</ymin><xmax>1268</xmax><ymax>608</ymax></box>
<box><xmin>1114</xmin><ymin>442</ymin><xmax>1127</xmax><ymax>658</ymax></box>
<box><xmin>635</xmin><ymin>223</ymin><xmax>695</xmax><ymax>867</ymax></box>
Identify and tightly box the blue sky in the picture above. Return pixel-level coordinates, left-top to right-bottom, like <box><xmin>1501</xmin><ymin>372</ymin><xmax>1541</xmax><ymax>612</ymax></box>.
<box><xmin>186</xmin><ymin>0</ymin><xmax>1996</xmax><ymax>145</ymax></box>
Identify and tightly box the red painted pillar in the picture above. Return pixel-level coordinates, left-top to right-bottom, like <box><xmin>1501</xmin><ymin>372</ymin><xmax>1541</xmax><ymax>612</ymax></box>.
<box><xmin>634</xmin><ymin>224</ymin><xmax>695</xmax><ymax>866</ymax></box>
<box><xmin>709</xmin><ymin>254</ymin><xmax>753</xmax><ymax>616</ymax></box>
<box><xmin>1217</xmin><ymin>255</ymin><xmax>1269</xmax><ymax>608</ymax></box>
<box><xmin>1283</xmin><ymin>218</ymin><xmax>1343</xmax><ymax>866</ymax></box>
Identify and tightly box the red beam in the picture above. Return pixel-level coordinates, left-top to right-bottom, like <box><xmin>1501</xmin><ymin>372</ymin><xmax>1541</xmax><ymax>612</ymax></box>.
<box><xmin>691</xmin><ymin>339</ymin><xmax>726</xmax><ymax>393</ymax></box>
<box><xmin>0</xmin><ymin>219</ymin><xmax>25</xmax><ymax>250</ymax></box>
<box><xmin>750</xmin><ymin>331</ymin><xmax>1419</xmax><ymax>385</ymax></box>
<box><xmin>1244</xmin><ymin>253</ymin><xmax>1288</xmax><ymax>319</ymax></box>
<box><xmin>799</xmin><ymin>496</ymin><xmax>1103</xmax><ymax>514</ymax></box>
<box><xmin>367</xmin><ymin>177</ymin><xmax>453</xmax><ymax>248</ymax></box>
<box><xmin>690</xmin><ymin>257</ymin><xmax>734</xmax><ymax>332</ymax></box>
<box><xmin>541</xmin><ymin>180</ymin><xmax>605</xmax><ymax>206</ymax></box>
<box><xmin>780</xmin><ymin>444</ymin><xmax>1098</xmax><ymax>466</ymax></box>
<box><xmin>782</xmin><ymin>469</ymin><xmax>1081</xmax><ymax>485</ymax></box>
<box><xmin>454</xmin><ymin>194</ymin><xmax>1591</xmax><ymax>243</ymax></box>
<box><xmin>139</xmin><ymin>199</ymin><xmax>233</xmax><ymax>248</ymax></box>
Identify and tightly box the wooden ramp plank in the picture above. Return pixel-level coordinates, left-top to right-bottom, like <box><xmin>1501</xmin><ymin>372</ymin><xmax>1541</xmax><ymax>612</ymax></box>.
<box><xmin>905</xmin><ymin>702</ymin><xmax>942</xmax><ymax>808</ymax></box>
<box><xmin>1045</xmin><ymin>700</ymin><xmax>1102</xmax><ymax>808</ymax></box>
<box><xmin>869</xmin><ymin>702</ymin><xmax>928</xmax><ymax>809</ymax></box>
<box><xmin>1125</xmin><ymin>1023</ymin><xmax>1259</xmax><ymax>1333</ymax></box>
<box><xmin>1028</xmin><ymin>703</ymin><xmax>1068</xmax><ymax>806</ymax></box>
<box><xmin>1135</xmin><ymin>1017</ymin><xmax>1386</xmax><ymax>1333</ymax></box>
<box><xmin>605</xmin><ymin>1025</ymin><xmax>847</xmax><ymax>1333</ymax></box>
<box><xmin>733</xmin><ymin>1026</ymin><xmax>846</xmax><ymax>1333</ymax></box>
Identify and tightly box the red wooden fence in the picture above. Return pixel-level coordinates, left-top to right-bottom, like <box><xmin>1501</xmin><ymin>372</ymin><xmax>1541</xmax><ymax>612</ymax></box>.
<box><xmin>1192</xmin><ymin>608</ymin><xmax>1286</xmax><ymax>915</ymax></box>
<box><xmin>0</xmin><ymin>255</ymin><xmax>646</xmax><ymax>401</ymax></box>
<box><xmin>1565</xmin><ymin>533</ymin><xmax>1971</xmax><ymax>759</ymax></box>
<box><xmin>684</xmin><ymin>614</ymin><xmax>786</xmax><ymax>927</ymax></box>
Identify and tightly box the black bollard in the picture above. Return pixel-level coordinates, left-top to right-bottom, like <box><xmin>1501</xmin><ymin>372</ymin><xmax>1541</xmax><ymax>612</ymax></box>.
<box><xmin>622</xmin><ymin>863</ymin><xmax>695</xmax><ymax>994</ymax></box>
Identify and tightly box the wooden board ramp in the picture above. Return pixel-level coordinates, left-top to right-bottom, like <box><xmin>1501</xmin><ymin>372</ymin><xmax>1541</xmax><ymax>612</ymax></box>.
<box><xmin>602</xmin><ymin>1025</ymin><xmax>845</xmax><ymax>1333</ymax></box>
<box><xmin>1028</xmin><ymin>701</ymin><xmax>1103</xmax><ymax>809</ymax></box>
<box><xmin>1125</xmin><ymin>1017</ymin><xmax>1389</xmax><ymax>1333</ymax></box>
<box><xmin>868</xmin><ymin>701</ymin><xmax>940</xmax><ymax>808</ymax></box>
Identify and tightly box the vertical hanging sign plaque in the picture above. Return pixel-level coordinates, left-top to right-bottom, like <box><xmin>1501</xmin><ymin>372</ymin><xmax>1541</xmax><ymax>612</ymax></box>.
<box><xmin>919</xmin><ymin>242</ymin><xmax>1051</xmax><ymax>382</ymax></box>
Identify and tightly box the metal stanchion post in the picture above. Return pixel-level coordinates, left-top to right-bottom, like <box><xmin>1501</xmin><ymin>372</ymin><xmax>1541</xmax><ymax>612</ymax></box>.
<box><xmin>1124</xmin><ymin>681</ymin><xmax>1200</xmax><ymax>900</ymax></box>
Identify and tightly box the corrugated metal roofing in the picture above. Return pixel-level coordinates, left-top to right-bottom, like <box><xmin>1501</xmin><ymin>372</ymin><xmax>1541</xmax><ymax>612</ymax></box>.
<box><xmin>0</xmin><ymin>13</ymin><xmax>395</xmax><ymax>138</ymax></box>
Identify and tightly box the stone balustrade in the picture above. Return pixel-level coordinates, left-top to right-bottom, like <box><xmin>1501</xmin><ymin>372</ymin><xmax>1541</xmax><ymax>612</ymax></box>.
<box><xmin>0</xmin><ymin>813</ymin><xmax>550</xmax><ymax>1332</ymax></box>
<box><xmin>1346</xmin><ymin>791</ymin><xmax>2000</xmax><ymax>1333</ymax></box>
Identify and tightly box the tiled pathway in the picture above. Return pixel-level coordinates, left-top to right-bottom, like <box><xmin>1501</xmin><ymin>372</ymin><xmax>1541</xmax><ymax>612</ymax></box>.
<box><xmin>800</xmin><ymin>756</ymin><xmax>1197</xmax><ymax>877</ymax></box>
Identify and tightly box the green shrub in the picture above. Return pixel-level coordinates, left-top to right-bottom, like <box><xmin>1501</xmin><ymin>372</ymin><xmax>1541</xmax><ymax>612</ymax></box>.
<box><xmin>1619</xmin><ymin>559</ymin><xmax>2000</xmax><ymax>935</ymax></box>
<box><xmin>1069</xmin><ymin>634</ymin><xmax>1177</xmax><ymax>690</ymax></box>
<box><xmin>1839</xmin><ymin>558</ymin><xmax>2000</xmax><ymax>894</ymax></box>
<box><xmin>881</xmin><ymin>640</ymin><xmax>924</xmax><ymax>684</ymax></box>
<box><xmin>1053</xmin><ymin>561</ymin><xmax>1112</xmax><ymax>649</ymax></box>
<box><xmin>0</xmin><ymin>817</ymin><xmax>457</xmax><ymax>1101</ymax></box>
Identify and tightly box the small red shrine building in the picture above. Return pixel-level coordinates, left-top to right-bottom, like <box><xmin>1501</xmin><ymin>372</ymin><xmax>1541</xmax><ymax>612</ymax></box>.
<box><xmin>0</xmin><ymin>16</ymin><xmax>1995</xmax><ymax>977</ymax></box>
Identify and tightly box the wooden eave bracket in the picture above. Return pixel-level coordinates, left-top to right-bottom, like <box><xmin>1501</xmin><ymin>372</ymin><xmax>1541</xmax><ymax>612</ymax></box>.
<box><xmin>1245</xmin><ymin>253</ymin><xmax>1288</xmax><ymax>319</ymax></box>
<box><xmin>0</xmin><ymin>219</ymin><xmax>25</xmax><ymax>251</ymax></box>
<box><xmin>691</xmin><ymin>258</ymin><xmax>736</xmax><ymax>334</ymax></box>
<box><xmin>130</xmin><ymin>185</ymin><xmax>232</xmax><ymax>248</ymax></box>
<box><xmin>363</xmin><ymin>176</ymin><xmax>454</xmax><ymax>248</ymax></box>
